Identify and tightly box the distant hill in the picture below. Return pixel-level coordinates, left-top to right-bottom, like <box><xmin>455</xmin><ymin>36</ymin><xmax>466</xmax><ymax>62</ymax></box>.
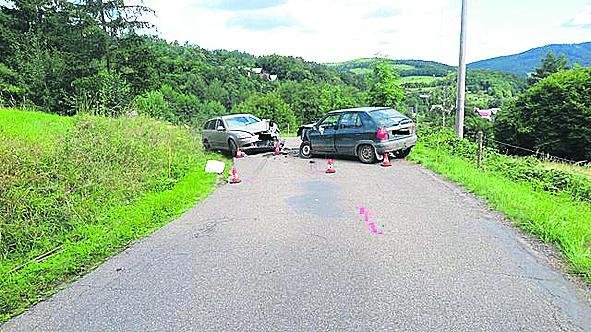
<box><xmin>327</xmin><ymin>58</ymin><xmax>455</xmax><ymax>77</ymax></box>
<box><xmin>468</xmin><ymin>42</ymin><xmax>591</xmax><ymax>76</ymax></box>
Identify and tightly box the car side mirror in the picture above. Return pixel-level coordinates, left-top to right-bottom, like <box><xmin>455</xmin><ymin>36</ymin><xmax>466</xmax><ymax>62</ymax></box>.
<box><xmin>216</xmin><ymin>126</ymin><xmax>225</xmax><ymax>131</ymax></box>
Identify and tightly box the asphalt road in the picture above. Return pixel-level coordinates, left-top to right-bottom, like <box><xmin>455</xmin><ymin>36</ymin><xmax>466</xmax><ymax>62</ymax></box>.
<box><xmin>3</xmin><ymin>138</ymin><xmax>591</xmax><ymax>331</ymax></box>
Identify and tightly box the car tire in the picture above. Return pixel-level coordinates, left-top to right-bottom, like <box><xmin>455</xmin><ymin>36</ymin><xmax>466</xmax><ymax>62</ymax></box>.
<box><xmin>228</xmin><ymin>139</ymin><xmax>238</xmax><ymax>158</ymax></box>
<box><xmin>394</xmin><ymin>147</ymin><xmax>412</xmax><ymax>159</ymax></box>
<box><xmin>299</xmin><ymin>141</ymin><xmax>312</xmax><ymax>159</ymax></box>
<box><xmin>357</xmin><ymin>144</ymin><xmax>376</xmax><ymax>164</ymax></box>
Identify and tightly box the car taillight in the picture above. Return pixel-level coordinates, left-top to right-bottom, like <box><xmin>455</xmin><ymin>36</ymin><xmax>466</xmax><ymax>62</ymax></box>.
<box><xmin>376</xmin><ymin>127</ymin><xmax>389</xmax><ymax>141</ymax></box>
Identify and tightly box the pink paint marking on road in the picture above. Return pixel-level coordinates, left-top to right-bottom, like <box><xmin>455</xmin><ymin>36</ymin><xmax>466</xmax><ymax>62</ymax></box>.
<box><xmin>357</xmin><ymin>206</ymin><xmax>383</xmax><ymax>235</ymax></box>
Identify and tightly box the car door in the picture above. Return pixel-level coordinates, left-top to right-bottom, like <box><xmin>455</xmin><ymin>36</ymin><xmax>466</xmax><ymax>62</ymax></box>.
<box><xmin>308</xmin><ymin>113</ymin><xmax>341</xmax><ymax>153</ymax></box>
<box><xmin>202</xmin><ymin>120</ymin><xmax>216</xmax><ymax>147</ymax></box>
<box><xmin>210</xmin><ymin>119</ymin><xmax>227</xmax><ymax>149</ymax></box>
<box><xmin>334</xmin><ymin>112</ymin><xmax>364</xmax><ymax>155</ymax></box>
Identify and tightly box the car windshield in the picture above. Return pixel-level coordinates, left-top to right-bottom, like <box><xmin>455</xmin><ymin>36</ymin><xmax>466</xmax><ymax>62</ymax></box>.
<box><xmin>369</xmin><ymin>109</ymin><xmax>408</xmax><ymax>127</ymax></box>
<box><xmin>225</xmin><ymin>115</ymin><xmax>261</xmax><ymax>129</ymax></box>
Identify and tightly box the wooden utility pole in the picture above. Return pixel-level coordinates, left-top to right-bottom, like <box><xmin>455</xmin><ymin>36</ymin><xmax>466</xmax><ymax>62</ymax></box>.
<box><xmin>455</xmin><ymin>0</ymin><xmax>468</xmax><ymax>138</ymax></box>
<box><xmin>477</xmin><ymin>131</ymin><xmax>484</xmax><ymax>168</ymax></box>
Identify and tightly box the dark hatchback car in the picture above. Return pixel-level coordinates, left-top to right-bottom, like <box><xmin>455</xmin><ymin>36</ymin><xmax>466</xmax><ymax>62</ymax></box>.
<box><xmin>297</xmin><ymin>107</ymin><xmax>417</xmax><ymax>163</ymax></box>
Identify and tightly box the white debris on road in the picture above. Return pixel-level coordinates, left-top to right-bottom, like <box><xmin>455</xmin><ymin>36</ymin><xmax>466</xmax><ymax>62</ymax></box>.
<box><xmin>205</xmin><ymin>160</ymin><xmax>225</xmax><ymax>174</ymax></box>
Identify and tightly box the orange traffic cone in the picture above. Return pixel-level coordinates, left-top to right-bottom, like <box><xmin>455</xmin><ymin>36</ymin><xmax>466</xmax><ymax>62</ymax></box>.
<box><xmin>325</xmin><ymin>159</ymin><xmax>336</xmax><ymax>174</ymax></box>
<box><xmin>273</xmin><ymin>141</ymin><xmax>280</xmax><ymax>155</ymax></box>
<box><xmin>229</xmin><ymin>167</ymin><xmax>241</xmax><ymax>184</ymax></box>
<box><xmin>235</xmin><ymin>148</ymin><xmax>245</xmax><ymax>159</ymax></box>
<box><xmin>381</xmin><ymin>153</ymin><xmax>392</xmax><ymax>167</ymax></box>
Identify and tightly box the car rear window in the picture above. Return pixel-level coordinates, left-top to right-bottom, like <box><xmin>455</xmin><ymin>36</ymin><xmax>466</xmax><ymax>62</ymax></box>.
<box><xmin>369</xmin><ymin>108</ymin><xmax>407</xmax><ymax>127</ymax></box>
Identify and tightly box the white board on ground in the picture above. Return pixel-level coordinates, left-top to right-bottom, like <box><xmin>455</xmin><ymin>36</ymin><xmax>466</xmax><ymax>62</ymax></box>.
<box><xmin>205</xmin><ymin>160</ymin><xmax>225</xmax><ymax>174</ymax></box>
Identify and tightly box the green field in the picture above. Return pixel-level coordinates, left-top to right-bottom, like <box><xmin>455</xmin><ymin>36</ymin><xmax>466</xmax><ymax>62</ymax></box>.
<box><xmin>400</xmin><ymin>75</ymin><xmax>445</xmax><ymax>85</ymax></box>
<box><xmin>0</xmin><ymin>109</ymin><xmax>224</xmax><ymax>322</ymax></box>
<box><xmin>350</xmin><ymin>68</ymin><xmax>372</xmax><ymax>75</ymax></box>
<box><xmin>410</xmin><ymin>130</ymin><xmax>591</xmax><ymax>281</ymax></box>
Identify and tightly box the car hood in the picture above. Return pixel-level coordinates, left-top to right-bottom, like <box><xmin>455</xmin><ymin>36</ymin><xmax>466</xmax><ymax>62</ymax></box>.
<box><xmin>229</xmin><ymin>120</ymin><xmax>279</xmax><ymax>135</ymax></box>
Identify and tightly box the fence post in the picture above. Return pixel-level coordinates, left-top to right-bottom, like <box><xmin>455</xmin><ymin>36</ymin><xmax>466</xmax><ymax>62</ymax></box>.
<box><xmin>477</xmin><ymin>131</ymin><xmax>484</xmax><ymax>169</ymax></box>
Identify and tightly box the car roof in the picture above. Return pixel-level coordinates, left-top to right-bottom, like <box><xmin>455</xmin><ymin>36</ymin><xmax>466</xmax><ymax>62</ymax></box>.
<box><xmin>220</xmin><ymin>114</ymin><xmax>259</xmax><ymax>119</ymax></box>
<box><xmin>326</xmin><ymin>107</ymin><xmax>392</xmax><ymax>114</ymax></box>
<box><xmin>204</xmin><ymin>114</ymin><xmax>260</xmax><ymax>123</ymax></box>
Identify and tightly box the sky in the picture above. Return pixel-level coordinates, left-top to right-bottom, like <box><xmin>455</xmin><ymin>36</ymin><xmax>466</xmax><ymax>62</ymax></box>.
<box><xmin>142</xmin><ymin>0</ymin><xmax>591</xmax><ymax>65</ymax></box>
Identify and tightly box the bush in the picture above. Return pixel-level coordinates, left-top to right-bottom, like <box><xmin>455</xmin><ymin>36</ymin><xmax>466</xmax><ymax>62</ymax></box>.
<box><xmin>70</xmin><ymin>70</ymin><xmax>132</xmax><ymax>116</ymax></box>
<box><xmin>232</xmin><ymin>92</ymin><xmax>297</xmax><ymax>131</ymax></box>
<box><xmin>132</xmin><ymin>87</ymin><xmax>227</xmax><ymax>127</ymax></box>
<box><xmin>419</xmin><ymin>128</ymin><xmax>591</xmax><ymax>203</ymax></box>
<box><xmin>494</xmin><ymin>67</ymin><xmax>591</xmax><ymax>161</ymax></box>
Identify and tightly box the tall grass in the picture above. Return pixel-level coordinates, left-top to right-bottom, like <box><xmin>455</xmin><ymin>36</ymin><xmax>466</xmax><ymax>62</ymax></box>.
<box><xmin>410</xmin><ymin>129</ymin><xmax>591</xmax><ymax>281</ymax></box>
<box><xmin>0</xmin><ymin>109</ymin><xmax>222</xmax><ymax>322</ymax></box>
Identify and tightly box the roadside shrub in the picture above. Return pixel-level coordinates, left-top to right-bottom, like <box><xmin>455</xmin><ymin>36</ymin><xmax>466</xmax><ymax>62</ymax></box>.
<box><xmin>132</xmin><ymin>90</ymin><xmax>174</xmax><ymax>120</ymax></box>
<box><xmin>419</xmin><ymin>127</ymin><xmax>591</xmax><ymax>203</ymax></box>
<box><xmin>494</xmin><ymin>67</ymin><xmax>591</xmax><ymax>161</ymax></box>
<box><xmin>132</xmin><ymin>87</ymin><xmax>227</xmax><ymax>127</ymax></box>
<box><xmin>70</xmin><ymin>70</ymin><xmax>132</xmax><ymax>116</ymax></box>
<box><xmin>232</xmin><ymin>91</ymin><xmax>297</xmax><ymax>132</ymax></box>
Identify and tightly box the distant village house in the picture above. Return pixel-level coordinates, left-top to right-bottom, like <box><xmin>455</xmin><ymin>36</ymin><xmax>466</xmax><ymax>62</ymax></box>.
<box><xmin>243</xmin><ymin>67</ymin><xmax>278</xmax><ymax>81</ymax></box>
<box><xmin>474</xmin><ymin>107</ymin><xmax>500</xmax><ymax>121</ymax></box>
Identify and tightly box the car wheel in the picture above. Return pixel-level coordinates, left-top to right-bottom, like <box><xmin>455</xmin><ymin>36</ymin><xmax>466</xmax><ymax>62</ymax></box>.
<box><xmin>357</xmin><ymin>144</ymin><xmax>376</xmax><ymax>164</ymax></box>
<box><xmin>299</xmin><ymin>141</ymin><xmax>312</xmax><ymax>159</ymax></box>
<box><xmin>228</xmin><ymin>139</ymin><xmax>238</xmax><ymax>158</ymax></box>
<box><xmin>394</xmin><ymin>147</ymin><xmax>413</xmax><ymax>159</ymax></box>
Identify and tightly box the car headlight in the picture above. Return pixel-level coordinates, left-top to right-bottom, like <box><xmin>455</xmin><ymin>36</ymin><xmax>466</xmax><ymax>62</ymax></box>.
<box><xmin>237</xmin><ymin>133</ymin><xmax>253</xmax><ymax>139</ymax></box>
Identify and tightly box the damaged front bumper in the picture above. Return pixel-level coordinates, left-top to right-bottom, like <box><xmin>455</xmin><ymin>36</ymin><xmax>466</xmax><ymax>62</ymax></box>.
<box><xmin>237</xmin><ymin>133</ymin><xmax>280</xmax><ymax>151</ymax></box>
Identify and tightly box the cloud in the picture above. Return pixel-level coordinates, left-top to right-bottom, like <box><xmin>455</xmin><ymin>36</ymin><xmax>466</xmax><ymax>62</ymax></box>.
<box><xmin>200</xmin><ymin>0</ymin><xmax>287</xmax><ymax>11</ymax></box>
<box><xmin>564</xmin><ymin>5</ymin><xmax>591</xmax><ymax>29</ymax></box>
<box><xmin>365</xmin><ymin>7</ymin><xmax>401</xmax><ymax>19</ymax></box>
<box><xmin>226</xmin><ymin>13</ymin><xmax>297</xmax><ymax>30</ymax></box>
<box><xmin>143</xmin><ymin>0</ymin><xmax>591</xmax><ymax>65</ymax></box>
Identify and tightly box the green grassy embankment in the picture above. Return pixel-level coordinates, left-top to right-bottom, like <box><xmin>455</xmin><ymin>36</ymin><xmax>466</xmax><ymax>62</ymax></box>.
<box><xmin>0</xmin><ymin>109</ymin><xmax>225</xmax><ymax>322</ymax></box>
<box><xmin>410</xmin><ymin>129</ymin><xmax>591</xmax><ymax>282</ymax></box>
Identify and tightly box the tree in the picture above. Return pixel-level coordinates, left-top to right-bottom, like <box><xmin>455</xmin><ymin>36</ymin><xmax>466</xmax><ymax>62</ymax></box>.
<box><xmin>367</xmin><ymin>62</ymin><xmax>404</xmax><ymax>109</ymax></box>
<box><xmin>527</xmin><ymin>52</ymin><xmax>569</xmax><ymax>85</ymax></box>
<box><xmin>495</xmin><ymin>67</ymin><xmax>591</xmax><ymax>161</ymax></box>
<box><xmin>232</xmin><ymin>92</ymin><xmax>296</xmax><ymax>132</ymax></box>
<box><xmin>81</xmin><ymin>0</ymin><xmax>154</xmax><ymax>72</ymax></box>
<box><xmin>70</xmin><ymin>69</ymin><xmax>131</xmax><ymax>116</ymax></box>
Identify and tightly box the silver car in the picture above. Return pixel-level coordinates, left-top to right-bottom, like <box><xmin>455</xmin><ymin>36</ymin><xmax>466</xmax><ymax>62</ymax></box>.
<box><xmin>201</xmin><ymin>114</ymin><xmax>280</xmax><ymax>156</ymax></box>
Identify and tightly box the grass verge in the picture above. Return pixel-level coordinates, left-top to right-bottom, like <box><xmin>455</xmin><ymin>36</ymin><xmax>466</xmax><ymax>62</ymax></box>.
<box><xmin>0</xmin><ymin>109</ymin><xmax>226</xmax><ymax>322</ymax></box>
<box><xmin>409</xmin><ymin>137</ymin><xmax>591</xmax><ymax>282</ymax></box>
